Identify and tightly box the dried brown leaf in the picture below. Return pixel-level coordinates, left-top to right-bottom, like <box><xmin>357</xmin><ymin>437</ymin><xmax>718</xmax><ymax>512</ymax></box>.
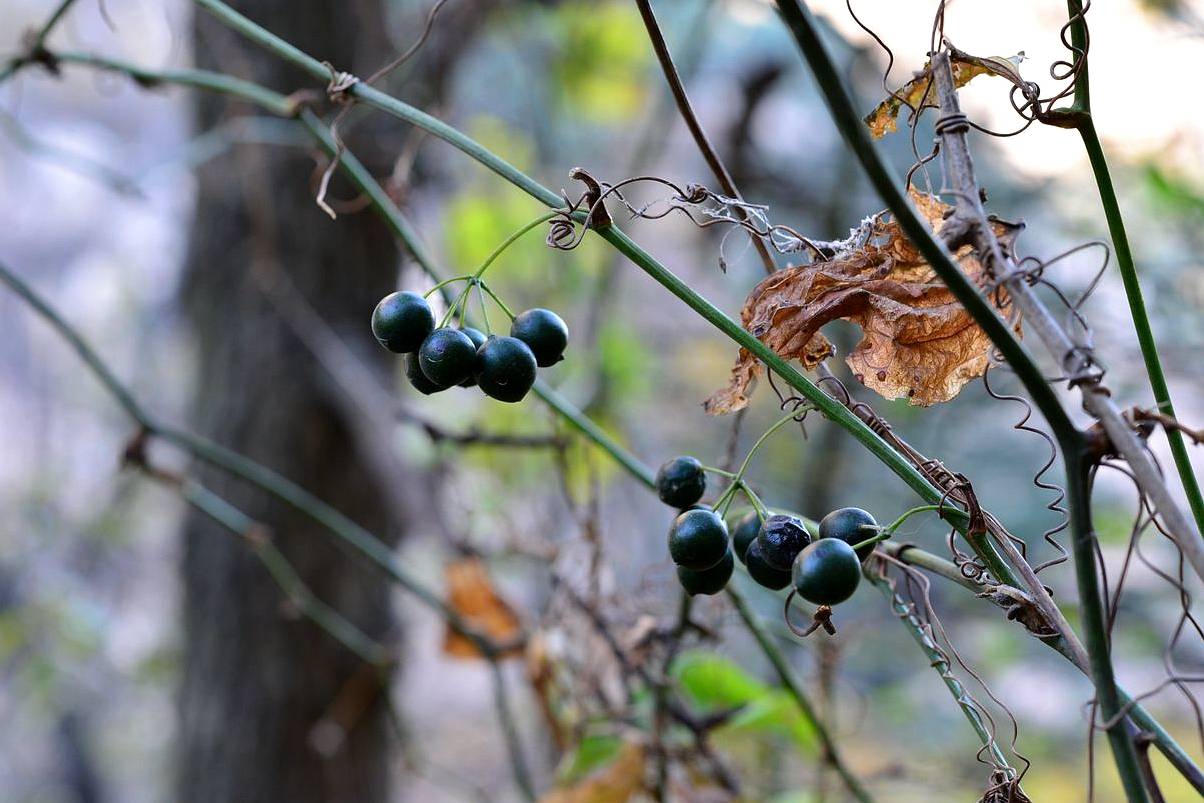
<box><xmin>865</xmin><ymin>52</ymin><xmax>1025</xmax><ymax>138</ymax></box>
<box><xmin>539</xmin><ymin>742</ymin><xmax>645</xmax><ymax>803</ymax></box>
<box><xmin>442</xmin><ymin>557</ymin><xmax>523</xmax><ymax>660</ymax></box>
<box><xmin>704</xmin><ymin>190</ymin><xmax>1020</xmax><ymax>413</ymax></box>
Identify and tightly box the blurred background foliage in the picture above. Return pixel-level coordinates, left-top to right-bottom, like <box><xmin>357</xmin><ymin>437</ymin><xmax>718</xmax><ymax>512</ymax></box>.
<box><xmin>1</xmin><ymin>0</ymin><xmax>1203</xmax><ymax>801</ymax></box>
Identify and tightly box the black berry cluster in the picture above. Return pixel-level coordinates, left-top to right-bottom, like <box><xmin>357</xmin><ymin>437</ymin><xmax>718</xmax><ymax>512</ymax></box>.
<box><xmin>371</xmin><ymin>292</ymin><xmax>568</xmax><ymax>404</ymax></box>
<box><xmin>656</xmin><ymin>456</ymin><xmax>733</xmax><ymax>596</ymax></box>
<box><xmin>727</xmin><ymin>506</ymin><xmax>879</xmax><ymax>607</ymax></box>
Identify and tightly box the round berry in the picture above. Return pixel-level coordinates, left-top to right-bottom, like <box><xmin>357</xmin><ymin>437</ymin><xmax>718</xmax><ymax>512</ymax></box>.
<box><xmin>668</xmin><ymin>508</ymin><xmax>729</xmax><ymax>571</ymax></box>
<box><xmin>676</xmin><ymin>549</ymin><xmax>734</xmax><ymax>596</ymax></box>
<box><xmin>371</xmin><ymin>291</ymin><xmax>434</xmax><ymax>353</ymax></box>
<box><xmin>792</xmin><ymin>538</ymin><xmax>862</xmax><ymax>606</ymax></box>
<box><xmin>818</xmin><ymin>507</ymin><xmax>879</xmax><ymax>561</ymax></box>
<box><xmin>730</xmin><ymin>510</ymin><xmax>762</xmax><ymax>564</ymax></box>
<box><xmin>655</xmin><ymin>456</ymin><xmax>706</xmax><ymax>509</ymax></box>
<box><xmin>457</xmin><ymin>328</ymin><xmax>488</xmax><ymax>387</ymax></box>
<box><xmin>744</xmin><ymin>539</ymin><xmax>792</xmax><ymax>591</ymax></box>
<box><xmin>756</xmin><ymin>514</ymin><xmax>812</xmax><ymax>571</ymax></box>
<box><xmin>405</xmin><ymin>353</ymin><xmax>449</xmax><ymax>395</ymax></box>
<box><xmin>475</xmin><ymin>336</ymin><xmax>538</xmax><ymax>403</ymax></box>
<box><xmin>418</xmin><ymin>327</ymin><xmax>477</xmax><ymax>387</ymax></box>
<box><xmin>510</xmin><ymin>308</ymin><xmax>569</xmax><ymax>367</ymax></box>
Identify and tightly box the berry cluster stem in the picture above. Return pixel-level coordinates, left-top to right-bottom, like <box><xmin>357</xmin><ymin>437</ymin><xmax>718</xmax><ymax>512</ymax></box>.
<box><xmin>713</xmin><ymin>407</ymin><xmax>808</xmax><ymax>516</ymax></box>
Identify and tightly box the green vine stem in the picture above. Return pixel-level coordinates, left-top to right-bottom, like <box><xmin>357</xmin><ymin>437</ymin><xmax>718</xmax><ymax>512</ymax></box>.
<box><xmin>713</xmin><ymin>407</ymin><xmax>806</xmax><ymax>514</ymax></box>
<box><xmin>866</xmin><ymin>572</ymin><xmax>1020</xmax><ymax>782</ymax></box>
<box><xmin>177</xmin><ymin>478</ymin><xmax>393</xmax><ymax>667</ymax></box>
<box><xmin>0</xmin><ymin>0</ymin><xmax>80</xmax><ymax>82</ymax></box>
<box><xmin>1057</xmin><ymin>2</ymin><xmax>1204</xmax><ymax>535</ymax></box>
<box><xmin>1054</xmin><ymin>8</ymin><xmax>1176</xmax><ymax>461</ymax></box>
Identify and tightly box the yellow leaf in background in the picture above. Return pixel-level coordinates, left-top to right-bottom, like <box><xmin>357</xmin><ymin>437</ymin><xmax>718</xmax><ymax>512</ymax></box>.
<box><xmin>864</xmin><ymin>51</ymin><xmax>1025</xmax><ymax>138</ymax></box>
<box><xmin>442</xmin><ymin>557</ymin><xmax>523</xmax><ymax>660</ymax></box>
<box><xmin>540</xmin><ymin>742</ymin><xmax>645</xmax><ymax>803</ymax></box>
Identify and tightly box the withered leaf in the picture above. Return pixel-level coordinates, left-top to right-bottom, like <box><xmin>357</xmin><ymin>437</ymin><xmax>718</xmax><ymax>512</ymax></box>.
<box><xmin>704</xmin><ymin>190</ymin><xmax>1020</xmax><ymax>413</ymax></box>
<box><xmin>539</xmin><ymin>742</ymin><xmax>645</xmax><ymax>803</ymax></box>
<box><xmin>865</xmin><ymin>51</ymin><xmax>1025</xmax><ymax>139</ymax></box>
<box><xmin>442</xmin><ymin>557</ymin><xmax>523</xmax><ymax>660</ymax></box>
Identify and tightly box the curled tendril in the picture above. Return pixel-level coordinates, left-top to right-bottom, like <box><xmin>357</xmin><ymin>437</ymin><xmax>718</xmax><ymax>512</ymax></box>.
<box><xmin>544</xmin><ymin>172</ymin><xmax>829</xmax><ymax>269</ymax></box>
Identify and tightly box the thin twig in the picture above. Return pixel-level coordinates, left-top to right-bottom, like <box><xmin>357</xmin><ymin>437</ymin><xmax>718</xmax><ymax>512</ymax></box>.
<box><xmin>726</xmin><ymin>585</ymin><xmax>875</xmax><ymax>803</ymax></box>
<box><xmin>633</xmin><ymin>0</ymin><xmax>776</xmax><ymax>275</ymax></box>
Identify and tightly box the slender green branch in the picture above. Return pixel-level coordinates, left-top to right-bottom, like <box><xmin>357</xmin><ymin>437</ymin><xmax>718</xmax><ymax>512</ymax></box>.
<box><xmin>881</xmin><ymin>504</ymin><xmax>946</xmax><ymax>535</ymax></box>
<box><xmin>1065</xmin><ymin>450</ymin><xmax>1148</xmax><ymax>801</ymax></box>
<box><xmin>1076</xmin><ymin>116</ymin><xmax>1204</xmax><ymax>537</ymax></box>
<box><xmin>867</xmin><ymin>573</ymin><xmax>1019</xmax><ymax>780</ymax></box>
<box><xmin>488</xmin><ymin>662</ymin><xmax>537</xmax><ymax>801</ymax></box>
<box><xmin>55</xmin><ymin>51</ymin><xmax>297</xmax><ymax>116</ymax></box>
<box><xmin>0</xmin><ymin>0</ymin><xmax>80</xmax><ymax>83</ymax></box>
<box><xmin>714</xmin><ymin>407</ymin><xmax>804</xmax><ymax>513</ymax></box>
<box><xmin>0</xmin><ymin>257</ymin><xmax>506</xmax><ymax>658</ymax></box>
<box><xmin>177</xmin><ymin>477</ymin><xmax>393</xmax><ymax>667</ymax></box>
<box><xmin>727</xmin><ymin>584</ymin><xmax>875</xmax><ymax>803</ymax></box>
<box><xmin>1063</xmin><ymin>0</ymin><xmax>1091</xmax><ymax>113</ymax></box>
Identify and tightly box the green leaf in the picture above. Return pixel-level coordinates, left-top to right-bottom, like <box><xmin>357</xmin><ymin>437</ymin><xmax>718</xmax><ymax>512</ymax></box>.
<box><xmin>556</xmin><ymin>733</ymin><xmax>624</xmax><ymax>784</ymax></box>
<box><xmin>672</xmin><ymin>651</ymin><xmax>816</xmax><ymax>748</ymax></box>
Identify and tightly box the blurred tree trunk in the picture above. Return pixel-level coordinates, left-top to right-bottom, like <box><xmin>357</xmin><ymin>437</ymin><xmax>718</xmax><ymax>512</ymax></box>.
<box><xmin>176</xmin><ymin>3</ymin><xmax>401</xmax><ymax>802</ymax></box>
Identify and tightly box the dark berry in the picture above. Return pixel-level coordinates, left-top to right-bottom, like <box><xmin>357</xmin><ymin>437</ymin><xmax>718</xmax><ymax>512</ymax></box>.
<box><xmin>510</xmin><ymin>308</ymin><xmax>569</xmax><ymax>367</ymax></box>
<box><xmin>792</xmin><ymin>538</ymin><xmax>862</xmax><ymax>605</ymax></box>
<box><xmin>668</xmin><ymin>508</ymin><xmax>729</xmax><ymax>571</ymax></box>
<box><xmin>475</xmin><ymin>336</ymin><xmax>538</xmax><ymax>403</ymax></box>
<box><xmin>676</xmin><ymin>549</ymin><xmax>734</xmax><ymax>596</ymax></box>
<box><xmin>730</xmin><ymin>510</ymin><xmax>762</xmax><ymax>564</ymax></box>
<box><xmin>818</xmin><ymin>507</ymin><xmax>879</xmax><ymax>561</ymax></box>
<box><xmin>744</xmin><ymin>539</ymin><xmax>792</xmax><ymax>591</ymax></box>
<box><xmin>418</xmin><ymin>328</ymin><xmax>477</xmax><ymax>387</ymax></box>
<box><xmin>371</xmin><ymin>291</ymin><xmax>434</xmax><ymax>353</ymax></box>
<box><xmin>756</xmin><ymin>514</ymin><xmax>812</xmax><ymax>571</ymax></box>
<box><xmin>405</xmin><ymin>353</ymin><xmax>449</xmax><ymax>395</ymax></box>
<box><xmin>458</xmin><ymin>328</ymin><xmax>488</xmax><ymax>387</ymax></box>
<box><xmin>655</xmin><ymin>456</ymin><xmax>706</xmax><ymax>508</ymax></box>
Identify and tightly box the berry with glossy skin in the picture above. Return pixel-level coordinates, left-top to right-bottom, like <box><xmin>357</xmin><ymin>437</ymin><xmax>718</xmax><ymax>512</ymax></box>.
<box><xmin>730</xmin><ymin>510</ymin><xmax>762</xmax><ymax>564</ymax></box>
<box><xmin>475</xmin><ymin>336</ymin><xmax>538</xmax><ymax>403</ymax></box>
<box><xmin>655</xmin><ymin>456</ymin><xmax>706</xmax><ymax>508</ymax></box>
<box><xmin>756</xmin><ymin>514</ymin><xmax>812</xmax><ymax>571</ymax></box>
<box><xmin>418</xmin><ymin>328</ymin><xmax>477</xmax><ymax>387</ymax></box>
<box><xmin>372</xmin><ymin>291</ymin><xmax>434</xmax><ymax>353</ymax></box>
<box><xmin>818</xmin><ymin>507</ymin><xmax>879</xmax><ymax>561</ymax></box>
<box><xmin>676</xmin><ymin>549</ymin><xmax>734</xmax><ymax>596</ymax></box>
<box><xmin>405</xmin><ymin>353</ymin><xmax>449</xmax><ymax>395</ymax></box>
<box><xmin>510</xmin><ymin>308</ymin><xmax>569</xmax><ymax>367</ymax></box>
<box><xmin>668</xmin><ymin>508</ymin><xmax>729</xmax><ymax>571</ymax></box>
<box><xmin>458</xmin><ymin>328</ymin><xmax>488</xmax><ymax>387</ymax></box>
<box><xmin>792</xmin><ymin>538</ymin><xmax>862</xmax><ymax>605</ymax></box>
<box><xmin>744</xmin><ymin>539</ymin><xmax>792</xmax><ymax>591</ymax></box>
